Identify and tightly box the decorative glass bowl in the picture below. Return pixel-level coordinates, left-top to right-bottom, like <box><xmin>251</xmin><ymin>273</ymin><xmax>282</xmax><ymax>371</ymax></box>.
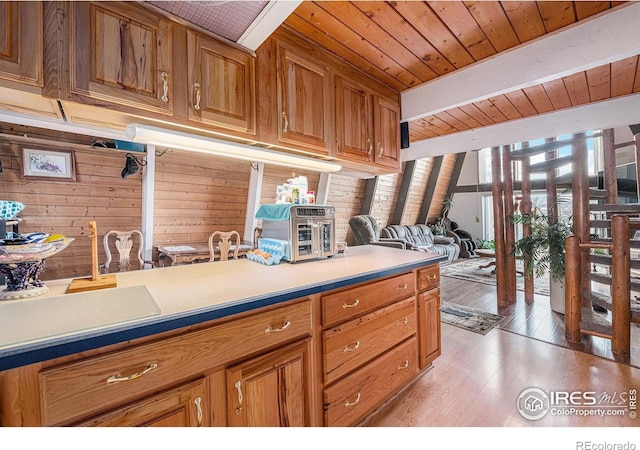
<box><xmin>0</xmin><ymin>239</ymin><xmax>74</xmax><ymax>300</ymax></box>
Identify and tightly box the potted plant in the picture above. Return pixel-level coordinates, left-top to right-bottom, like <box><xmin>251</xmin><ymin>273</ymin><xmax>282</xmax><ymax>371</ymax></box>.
<box><xmin>510</xmin><ymin>204</ymin><xmax>572</xmax><ymax>314</ymax></box>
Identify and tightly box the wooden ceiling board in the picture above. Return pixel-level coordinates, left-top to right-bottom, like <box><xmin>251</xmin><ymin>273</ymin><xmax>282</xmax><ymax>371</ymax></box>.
<box><xmin>427</xmin><ymin>1</ymin><xmax>497</xmax><ymax>61</ymax></box>
<box><xmin>390</xmin><ymin>1</ymin><xmax>476</xmax><ymax>69</ymax></box>
<box><xmin>475</xmin><ymin>98</ymin><xmax>509</xmax><ymax>124</ymax></box>
<box><xmin>564</xmin><ymin>72</ymin><xmax>591</xmax><ymax>106</ymax></box>
<box><xmin>610</xmin><ymin>56</ymin><xmax>638</xmax><ymax>98</ymax></box>
<box><xmin>504</xmin><ymin>90</ymin><xmax>539</xmax><ymax>117</ymax></box>
<box><xmin>522</xmin><ymin>84</ymin><xmax>556</xmax><ymax>114</ymax></box>
<box><xmin>464</xmin><ymin>1</ymin><xmax>521</xmax><ymax>52</ymax></box>
<box><xmin>354</xmin><ymin>1</ymin><xmax>456</xmax><ymax>77</ymax></box>
<box><xmin>501</xmin><ymin>1</ymin><xmax>547</xmax><ymax>43</ymax></box>
<box><xmin>459</xmin><ymin>103</ymin><xmax>494</xmax><ymax>127</ymax></box>
<box><xmin>574</xmin><ymin>1</ymin><xmax>614</xmax><ymax>20</ymax></box>
<box><xmin>586</xmin><ymin>65</ymin><xmax>612</xmax><ymax>102</ymax></box>
<box><xmin>541</xmin><ymin>78</ymin><xmax>572</xmax><ymax>110</ymax></box>
<box><xmin>489</xmin><ymin>94</ymin><xmax>523</xmax><ymax>121</ymax></box>
<box><xmin>536</xmin><ymin>1</ymin><xmax>577</xmax><ymax>32</ymax></box>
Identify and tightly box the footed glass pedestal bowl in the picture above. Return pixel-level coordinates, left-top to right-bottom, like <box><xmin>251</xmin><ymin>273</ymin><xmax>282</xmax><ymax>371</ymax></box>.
<box><xmin>0</xmin><ymin>239</ymin><xmax>74</xmax><ymax>300</ymax></box>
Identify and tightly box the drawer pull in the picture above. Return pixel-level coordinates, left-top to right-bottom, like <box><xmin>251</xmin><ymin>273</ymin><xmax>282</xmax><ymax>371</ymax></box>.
<box><xmin>106</xmin><ymin>362</ymin><xmax>158</xmax><ymax>384</ymax></box>
<box><xmin>344</xmin><ymin>392</ymin><xmax>361</xmax><ymax>407</ymax></box>
<box><xmin>282</xmin><ymin>111</ymin><xmax>289</xmax><ymax>133</ymax></box>
<box><xmin>425</xmin><ymin>274</ymin><xmax>437</xmax><ymax>281</ymax></box>
<box><xmin>194</xmin><ymin>396</ymin><xmax>203</xmax><ymax>426</ymax></box>
<box><xmin>398</xmin><ymin>360</ymin><xmax>409</xmax><ymax>370</ymax></box>
<box><xmin>234</xmin><ymin>381</ymin><xmax>243</xmax><ymax>414</ymax></box>
<box><xmin>342</xmin><ymin>341</ymin><xmax>360</xmax><ymax>353</ymax></box>
<box><xmin>161</xmin><ymin>72</ymin><xmax>169</xmax><ymax>102</ymax></box>
<box><xmin>265</xmin><ymin>321</ymin><xmax>291</xmax><ymax>334</ymax></box>
<box><xmin>395</xmin><ymin>283</ymin><xmax>408</xmax><ymax>291</ymax></box>
<box><xmin>396</xmin><ymin>318</ymin><xmax>408</xmax><ymax>326</ymax></box>
<box><xmin>342</xmin><ymin>299</ymin><xmax>360</xmax><ymax>309</ymax></box>
<box><xmin>193</xmin><ymin>82</ymin><xmax>201</xmax><ymax>111</ymax></box>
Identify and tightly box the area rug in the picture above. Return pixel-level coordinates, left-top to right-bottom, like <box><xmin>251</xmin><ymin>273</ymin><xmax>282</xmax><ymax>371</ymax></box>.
<box><xmin>440</xmin><ymin>257</ymin><xmax>550</xmax><ymax>296</ymax></box>
<box><xmin>440</xmin><ymin>301</ymin><xmax>506</xmax><ymax>335</ymax></box>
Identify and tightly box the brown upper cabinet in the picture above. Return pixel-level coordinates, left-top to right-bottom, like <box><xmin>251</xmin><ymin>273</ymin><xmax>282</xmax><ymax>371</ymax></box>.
<box><xmin>187</xmin><ymin>31</ymin><xmax>256</xmax><ymax>136</ymax></box>
<box><xmin>65</xmin><ymin>2</ymin><xmax>174</xmax><ymax>116</ymax></box>
<box><xmin>335</xmin><ymin>78</ymin><xmax>401</xmax><ymax>171</ymax></box>
<box><xmin>276</xmin><ymin>41</ymin><xmax>333</xmax><ymax>156</ymax></box>
<box><xmin>0</xmin><ymin>1</ymin><xmax>43</xmax><ymax>88</ymax></box>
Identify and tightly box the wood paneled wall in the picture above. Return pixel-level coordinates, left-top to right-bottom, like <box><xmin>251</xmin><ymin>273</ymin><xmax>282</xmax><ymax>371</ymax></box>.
<box><xmin>153</xmin><ymin>149</ymin><xmax>251</xmax><ymax>245</ymax></box>
<box><xmin>0</xmin><ymin>137</ymin><xmax>142</xmax><ymax>280</ymax></box>
<box><xmin>403</xmin><ymin>158</ymin><xmax>433</xmax><ymax>225</ymax></box>
<box><xmin>0</xmin><ymin>132</ymin><xmax>441</xmax><ymax>282</ymax></box>
<box><xmin>427</xmin><ymin>153</ymin><xmax>457</xmax><ymax>223</ymax></box>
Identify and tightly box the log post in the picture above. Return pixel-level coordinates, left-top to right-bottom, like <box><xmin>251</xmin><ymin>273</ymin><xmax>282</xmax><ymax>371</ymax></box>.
<box><xmin>572</xmin><ymin>133</ymin><xmax>591</xmax><ymax>301</ymax></box>
<box><xmin>491</xmin><ymin>146</ymin><xmax>508</xmax><ymax>307</ymax></box>
<box><xmin>602</xmin><ymin>128</ymin><xmax>618</xmax><ymax>205</ymax></box>
<box><xmin>501</xmin><ymin>145</ymin><xmax>517</xmax><ymax>304</ymax></box>
<box><xmin>564</xmin><ymin>235</ymin><xmax>582</xmax><ymax>345</ymax></box>
<box><xmin>611</xmin><ymin>215</ymin><xmax>631</xmax><ymax>361</ymax></box>
<box><xmin>520</xmin><ymin>156</ymin><xmax>534</xmax><ymax>302</ymax></box>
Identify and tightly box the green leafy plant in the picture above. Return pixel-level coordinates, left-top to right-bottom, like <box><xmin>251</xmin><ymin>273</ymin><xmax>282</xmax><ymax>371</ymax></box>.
<box><xmin>510</xmin><ymin>205</ymin><xmax>573</xmax><ymax>283</ymax></box>
<box><xmin>476</xmin><ymin>239</ymin><xmax>495</xmax><ymax>250</ymax></box>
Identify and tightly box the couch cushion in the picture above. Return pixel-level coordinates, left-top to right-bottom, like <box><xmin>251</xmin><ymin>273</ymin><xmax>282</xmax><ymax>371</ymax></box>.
<box><xmin>434</xmin><ymin>236</ymin><xmax>455</xmax><ymax>244</ymax></box>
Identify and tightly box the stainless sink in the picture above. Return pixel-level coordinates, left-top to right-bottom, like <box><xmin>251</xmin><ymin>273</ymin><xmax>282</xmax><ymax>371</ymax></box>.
<box><xmin>0</xmin><ymin>285</ymin><xmax>161</xmax><ymax>349</ymax></box>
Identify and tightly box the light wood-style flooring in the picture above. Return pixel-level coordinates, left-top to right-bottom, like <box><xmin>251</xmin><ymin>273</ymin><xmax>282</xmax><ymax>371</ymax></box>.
<box><xmin>367</xmin><ymin>276</ymin><xmax>640</xmax><ymax>427</ymax></box>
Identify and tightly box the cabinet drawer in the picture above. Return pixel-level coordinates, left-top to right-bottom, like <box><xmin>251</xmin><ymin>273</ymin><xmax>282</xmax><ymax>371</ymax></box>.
<box><xmin>323</xmin><ymin>337</ymin><xmax>418</xmax><ymax>427</ymax></box>
<box><xmin>39</xmin><ymin>300</ymin><xmax>310</xmax><ymax>426</ymax></box>
<box><xmin>417</xmin><ymin>265</ymin><xmax>439</xmax><ymax>292</ymax></box>
<box><xmin>323</xmin><ymin>298</ymin><xmax>416</xmax><ymax>384</ymax></box>
<box><xmin>322</xmin><ymin>272</ymin><xmax>415</xmax><ymax>327</ymax></box>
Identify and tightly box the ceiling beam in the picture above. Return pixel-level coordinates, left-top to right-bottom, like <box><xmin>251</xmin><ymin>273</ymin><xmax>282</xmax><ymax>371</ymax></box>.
<box><xmin>401</xmin><ymin>2</ymin><xmax>640</xmax><ymax>122</ymax></box>
<box><xmin>237</xmin><ymin>0</ymin><xmax>302</xmax><ymax>51</ymax></box>
<box><xmin>402</xmin><ymin>93</ymin><xmax>640</xmax><ymax>161</ymax></box>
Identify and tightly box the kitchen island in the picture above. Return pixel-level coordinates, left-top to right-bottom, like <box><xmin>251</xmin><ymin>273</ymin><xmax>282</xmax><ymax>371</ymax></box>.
<box><xmin>0</xmin><ymin>245</ymin><xmax>445</xmax><ymax>427</ymax></box>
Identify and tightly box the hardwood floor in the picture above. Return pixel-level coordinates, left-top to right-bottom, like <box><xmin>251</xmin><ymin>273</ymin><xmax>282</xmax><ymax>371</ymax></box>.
<box><xmin>367</xmin><ymin>275</ymin><xmax>640</xmax><ymax>428</ymax></box>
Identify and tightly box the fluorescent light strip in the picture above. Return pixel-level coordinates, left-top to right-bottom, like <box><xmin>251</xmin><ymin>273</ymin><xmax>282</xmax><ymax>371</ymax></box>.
<box><xmin>125</xmin><ymin>124</ymin><xmax>342</xmax><ymax>173</ymax></box>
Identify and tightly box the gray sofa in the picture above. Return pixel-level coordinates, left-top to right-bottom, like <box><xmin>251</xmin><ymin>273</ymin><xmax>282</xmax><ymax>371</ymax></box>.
<box><xmin>382</xmin><ymin>224</ymin><xmax>460</xmax><ymax>262</ymax></box>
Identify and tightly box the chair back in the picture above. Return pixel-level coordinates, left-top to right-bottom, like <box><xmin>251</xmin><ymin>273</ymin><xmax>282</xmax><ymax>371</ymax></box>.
<box><xmin>348</xmin><ymin>215</ymin><xmax>381</xmax><ymax>245</ymax></box>
<box><xmin>103</xmin><ymin>229</ymin><xmax>147</xmax><ymax>273</ymax></box>
<box><xmin>208</xmin><ymin>230</ymin><xmax>241</xmax><ymax>261</ymax></box>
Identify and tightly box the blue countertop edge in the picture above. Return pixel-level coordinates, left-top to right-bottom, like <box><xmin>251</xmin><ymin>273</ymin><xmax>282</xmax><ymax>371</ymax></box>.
<box><xmin>0</xmin><ymin>255</ymin><xmax>445</xmax><ymax>371</ymax></box>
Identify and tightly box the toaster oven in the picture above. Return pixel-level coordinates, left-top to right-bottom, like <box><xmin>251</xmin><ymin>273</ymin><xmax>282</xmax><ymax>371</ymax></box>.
<box><xmin>261</xmin><ymin>205</ymin><xmax>336</xmax><ymax>262</ymax></box>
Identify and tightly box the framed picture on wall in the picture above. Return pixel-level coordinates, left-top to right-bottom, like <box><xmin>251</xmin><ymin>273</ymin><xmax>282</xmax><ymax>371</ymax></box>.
<box><xmin>21</xmin><ymin>148</ymin><xmax>77</xmax><ymax>181</ymax></box>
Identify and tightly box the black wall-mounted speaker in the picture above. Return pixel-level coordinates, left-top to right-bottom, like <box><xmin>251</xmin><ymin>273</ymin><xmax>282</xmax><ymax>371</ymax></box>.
<box><xmin>629</xmin><ymin>124</ymin><xmax>640</xmax><ymax>136</ymax></box>
<box><xmin>400</xmin><ymin>122</ymin><xmax>409</xmax><ymax>149</ymax></box>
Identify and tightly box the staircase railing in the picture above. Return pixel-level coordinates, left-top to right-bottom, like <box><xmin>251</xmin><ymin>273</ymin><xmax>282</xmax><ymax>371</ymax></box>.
<box><xmin>565</xmin><ymin>214</ymin><xmax>640</xmax><ymax>360</ymax></box>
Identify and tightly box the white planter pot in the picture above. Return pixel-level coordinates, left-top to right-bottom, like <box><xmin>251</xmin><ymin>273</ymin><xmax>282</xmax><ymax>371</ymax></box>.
<box><xmin>549</xmin><ymin>278</ymin><xmax>565</xmax><ymax>314</ymax></box>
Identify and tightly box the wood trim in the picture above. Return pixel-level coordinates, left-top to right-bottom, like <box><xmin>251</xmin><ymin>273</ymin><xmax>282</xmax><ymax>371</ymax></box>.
<box><xmin>418</xmin><ymin>156</ymin><xmax>442</xmax><ymax>224</ymax></box>
<box><xmin>360</xmin><ymin>177</ymin><xmax>378</xmax><ymax>216</ymax></box>
<box><xmin>391</xmin><ymin>160</ymin><xmax>416</xmax><ymax>225</ymax></box>
<box><xmin>445</xmin><ymin>153</ymin><xmax>466</xmax><ymax>206</ymax></box>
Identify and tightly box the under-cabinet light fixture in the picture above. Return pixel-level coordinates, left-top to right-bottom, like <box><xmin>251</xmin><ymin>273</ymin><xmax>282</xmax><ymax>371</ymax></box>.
<box><xmin>125</xmin><ymin>124</ymin><xmax>342</xmax><ymax>173</ymax></box>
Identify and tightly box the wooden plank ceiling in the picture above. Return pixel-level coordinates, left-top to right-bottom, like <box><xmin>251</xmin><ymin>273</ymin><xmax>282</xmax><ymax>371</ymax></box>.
<box><xmin>282</xmin><ymin>1</ymin><xmax>635</xmax><ymax>143</ymax></box>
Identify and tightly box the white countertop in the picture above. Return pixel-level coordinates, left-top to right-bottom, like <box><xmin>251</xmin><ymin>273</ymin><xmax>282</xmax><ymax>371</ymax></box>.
<box><xmin>0</xmin><ymin>245</ymin><xmax>444</xmax><ymax>370</ymax></box>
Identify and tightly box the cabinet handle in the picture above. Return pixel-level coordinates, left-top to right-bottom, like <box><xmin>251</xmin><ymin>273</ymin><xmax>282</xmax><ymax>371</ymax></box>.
<box><xmin>342</xmin><ymin>341</ymin><xmax>360</xmax><ymax>353</ymax></box>
<box><xmin>194</xmin><ymin>396</ymin><xmax>203</xmax><ymax>426</ymax></box>
<box><xmin>367</xmin><ymin>138</ymin><xmax>372</xmax><ymax>155</ymax></box>
<box><xmin>425</xmin><ymin>274</ymin><xmax>437</xmax><ymax>281</ymax></box>
<box><xmin>193</xmin><ymin>82</ymin><xmax>201</xmax><ymax>111</ymax></box>
<box><xmin>161</xmin><ymin>72</ymin><xmax>169</xmax><ymax>102</ymax></box>
<box><xmin>344</xmin><ymin>392</ymin><xmax>361</xmax><ymax>407</ymax></box>
<box><xmin>396</xmin><ymin>317</ymin><xmax>408</xmax><ymax>326</ymax></box>
<box><xmin>282</xmin><ymin>111</ymin><xmax>288</xmax><ymax>133</ymax></box>
<box><xmin>342</xmin><ymin>299</ymin><xmax>359</xmax><ymax>309</ymax></box>
<box><xmin>397</xmin><ymin>360</ymin><xmax>409</xmax><ymax>370</ymax></box>
<box><xmin>378</xmin><ymin>142</ymin><xmax>383</xmax><ymax>158</ymax></box>
<box><xmin>265</xmin><ymin>321</ymin><xmax>291</xmax><ymax>334</ymax></box>
<box><xmin>234</xmin><ymin>381</ymin><xmax>243</xmax><ymax>414</ymax></box>
<box><xmin>106</xmin><ymin>362</ymin><xmax>158</xmax><ymax>384</ymax></box>
<box><xmin>395</xmin><ymin>283</ymin><xmax>408</xmax><ymax>291</ymax></box>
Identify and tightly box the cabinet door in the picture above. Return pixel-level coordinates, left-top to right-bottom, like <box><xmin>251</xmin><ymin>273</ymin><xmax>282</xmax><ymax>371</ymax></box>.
<box><xmin>0</xmin><ymin>1</ymin><xmax>43</xmax><ymax>87</ymax></box>
<box><xmin>187</xmin><ymin>31</ymin><xmax>256</xmax><ymax>135</ymax></box>
<box><xmin>335</xmin><ymin>76</ymin><xmax>373</xmax><ymax>163</ymax></box>
<box><xmin>68</xmin><ymin>2</ymin><xmax>173</xmax><ymax>115</ymax></box>
<box><xmin>277</xmin><ymin>44</ymin><xmax>332</xmax><ymax>154</ymax></box>
<box><xmin>226</xmin><ymin>339</ymin><xmax>310</xmax><ymax>427</ymax></box>
<box><xmin>75</xmin><ymin>379</ymin><xmax>208</xmax><ymax>427</ymax></box>
<box><xmin>418</xmin><ymin>289</ymin><xmax>441</xmax><ymax>369</ymax></box>
<box><xmin>373</xmin><ymin>96</ymin><xmax>401</xmax><ymax>169</ymax></box>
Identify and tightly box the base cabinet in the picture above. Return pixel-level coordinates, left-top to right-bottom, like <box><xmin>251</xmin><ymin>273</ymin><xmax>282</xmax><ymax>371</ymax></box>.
<box><xmin>0</xmin><ymin>263</ymin><xmax>442</xmax><ymax>427</ymax></box>
<box><xmin>75</xmin><ymin>379</ymin><xmax>208</xmax><ymax>427</ymax></box>
<box><xmin>226</xmin><ymin>339</ymin><xmax>310</xmax><ymax>427</ymax></box>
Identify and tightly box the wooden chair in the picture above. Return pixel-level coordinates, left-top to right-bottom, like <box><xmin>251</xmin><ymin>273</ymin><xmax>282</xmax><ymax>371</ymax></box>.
<box><xmin>208</xmin><ymin>230</ymin><xmax>241</xmax><ymax>262</ymax></box>
<box><xmin>102</xmin><ymin>229</ymin><xmax>154</xmax><ymax>273</ymax></box>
